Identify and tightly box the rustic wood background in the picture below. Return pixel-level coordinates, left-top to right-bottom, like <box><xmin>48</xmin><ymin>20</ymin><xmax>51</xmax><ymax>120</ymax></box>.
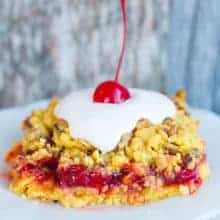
<box><xmin>167</xmin><ymin>0</ymin><xmax>220</xmax><ymax>114</ymax></box>
<box><xmin>0</xmin><ymin>0</ymin><xmax>220</xmax><ymax>114</ymax></box>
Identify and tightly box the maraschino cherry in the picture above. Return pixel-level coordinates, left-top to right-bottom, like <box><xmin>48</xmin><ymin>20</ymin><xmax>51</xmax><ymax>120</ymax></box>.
<box><xmin>93</xmin><ymin>0</ymin><xmax>131</xmax><ymax>104</ymax></box>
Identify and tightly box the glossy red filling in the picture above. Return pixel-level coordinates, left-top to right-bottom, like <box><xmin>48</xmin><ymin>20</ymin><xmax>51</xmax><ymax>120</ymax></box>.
<box><xmin>18</xmin><ymin>159</ymin><xmax>202</xmax><ymax>192</ymax></box>
<box><xmin>19</xmin><ymin>157</ymin><xmax>58</xmax><ymax>182</ymax></box>
<box><xmin>162</xmin><ymin>168</ymin><xmax>200</xmax><ymax>186</ymax></box>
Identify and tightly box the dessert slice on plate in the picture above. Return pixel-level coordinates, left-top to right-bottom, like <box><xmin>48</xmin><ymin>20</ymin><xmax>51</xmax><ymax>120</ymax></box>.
<box><xmin>4</xmin><ymin>0</ymin><xmax>210</xmax><ymax>208</ymax></box>
<box><xmin>5</xmin><ymin>89</ymin><xmax>210</xmax><ymax>207</ymax></box>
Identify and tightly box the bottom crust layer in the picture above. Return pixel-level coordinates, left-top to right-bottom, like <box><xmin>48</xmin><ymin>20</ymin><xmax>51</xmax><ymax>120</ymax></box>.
<box><xmin>8</xmin><ymin>162</ymin><xmax>209</xmax><ymax>208</ymax></box>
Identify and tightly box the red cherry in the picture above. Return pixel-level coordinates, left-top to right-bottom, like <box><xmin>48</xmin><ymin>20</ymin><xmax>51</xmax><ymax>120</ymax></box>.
<box><xmin>93</xmin><ymin>80</ymin><xmax>131</xmax><ymax>104</ymax></box>
<box><xmin>93</xmin><ymin>0</ymin><xmax>130</xmax><ymax>104</ymax></box>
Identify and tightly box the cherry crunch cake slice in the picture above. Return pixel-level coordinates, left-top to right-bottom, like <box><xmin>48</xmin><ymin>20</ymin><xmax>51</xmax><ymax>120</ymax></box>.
<box><xmin>5</xmin><ymin>90</ymin><xmax>210</xmax><ymax>207</ymax></box>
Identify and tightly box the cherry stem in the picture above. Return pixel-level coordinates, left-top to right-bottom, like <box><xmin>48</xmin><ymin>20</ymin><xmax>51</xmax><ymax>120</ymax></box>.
<box><xmin>114</xmin><ymin>0</ymin><xmax>127</xmax><ymax>82</ymax></box>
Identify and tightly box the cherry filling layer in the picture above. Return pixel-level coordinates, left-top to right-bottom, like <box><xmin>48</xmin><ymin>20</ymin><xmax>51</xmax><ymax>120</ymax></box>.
<box><xmin>19</xmin><ymin>157</ymin><xmax>58</xmax><ymax>182</ymax></box>
<box><xmin>18</xmin><ymin>158</ymin><xmax>203</xmax><ymax>192</ymax></box>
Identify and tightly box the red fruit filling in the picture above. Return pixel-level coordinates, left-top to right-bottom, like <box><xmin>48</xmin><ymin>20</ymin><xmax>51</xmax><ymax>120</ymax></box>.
<box><xmin>162</xmin><ymin>168</ymin><xmax>199</xmax><ymax>186</ymax></box>
<box><xmin>20</xmin><ymin>163</ymin><xmax>52</xmax><ymax>182</ymax></box>
<box><xmin>176</xmin><ymin>168</ymin><xmax>198</xmax><ymax>183</ymax></box>
<box><xmin>19</xmin><ymin>158</ymin><xmax>58</xmax><ymax>182</ymax></box>
<box><xmin>57</xmin><ymin>165</ymin><xmax>125</xmax><ymax>191</ymax></box>
<box><xmin>18</xmin><ymin>158</ymin><xmax>203</xmax><ymax>193</ymax></box>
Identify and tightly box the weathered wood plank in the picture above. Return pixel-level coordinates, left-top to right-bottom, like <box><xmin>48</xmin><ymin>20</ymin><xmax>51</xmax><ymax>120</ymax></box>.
<box><xmin>213</xmin><ymin>58</ymin><xmax>220</xmax><ymax>114</ymax></box>
<box><xmin>0</xmin><ymin>0</ymin><xmax>168</xmax><ymax>108</ymax></box>
<box><xmin>167</xmin><ymin>0</ymin><xmax>198</xmax><ymax>94</ymax></box>
<box><xmin>187</xmin><ymin>0</ymin><xmax>220</xmax><ymax>109</ymax></box>
<box><xmin>168</xmin><ymin>0</ymin><xmax>220</xmax><ymax>112</ymax></box>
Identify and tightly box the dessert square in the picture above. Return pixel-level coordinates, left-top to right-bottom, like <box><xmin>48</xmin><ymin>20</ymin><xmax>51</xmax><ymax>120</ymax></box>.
<box><xmin>5</xmin><ymin>90</ymin><xmax>210</xmax><ymax>207</ymax></box>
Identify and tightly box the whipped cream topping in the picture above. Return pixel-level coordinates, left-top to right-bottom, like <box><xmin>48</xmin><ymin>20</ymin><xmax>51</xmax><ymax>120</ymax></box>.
<box><xmin>55</xmin><ymin>89</ymin><xmax>176</xmax><ymax>152</ymax></box>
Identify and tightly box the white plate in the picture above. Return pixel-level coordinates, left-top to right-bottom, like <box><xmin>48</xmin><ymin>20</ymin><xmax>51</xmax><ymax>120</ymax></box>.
<box><xmin>0</xmin><ymin>101</ymin><xmax>220</xmax><ymax>220</ymax></box>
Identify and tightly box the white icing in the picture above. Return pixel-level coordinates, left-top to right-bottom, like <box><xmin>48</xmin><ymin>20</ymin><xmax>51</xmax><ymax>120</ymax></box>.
<box><xmin>55</xmin><ymin>88</ymin><xmax>176</xmax><ymax>152</ymax></box>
